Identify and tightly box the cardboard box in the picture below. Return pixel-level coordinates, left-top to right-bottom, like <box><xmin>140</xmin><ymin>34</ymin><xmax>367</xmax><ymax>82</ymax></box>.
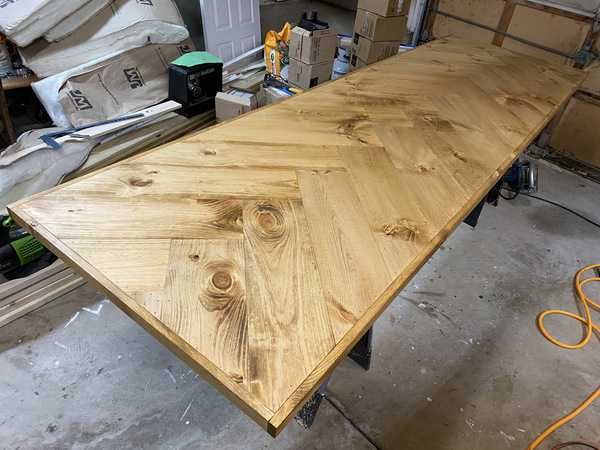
<box><xmin>353</xmin><ymin>34</ymin><xmax>400</xmax><ymax>64</ymax></box>
<box><xmin>289</xmin><ymin>26</ymin><xmax>338</xmax><ymax>65</ymax></box>
<box><xmin>288</xmin><ymin>58</ymin><xmax>333</xmax><ymax>89</ymax></box>
<box><xmin>353</xmin><ymin>9</ymin><xmax>408</xmax><ymax>42</ymax></box>
<box><xmin>215</xmin><ymin>89</ymin><xmax>258</xmax><ymax>122</ymax></box>
<box><xmin>357</xmin><ymin>0</ymin><xmax>411</xmax><ymax>17</ymax></box>
<box><xmin>257</xmin><ymin>86</ymin><xmax>293</xmax><ymax>106</ymax></box>
<box><xmin>349</xmin><ymin>55</ymin><xmax>368</xmax><ymax>71</ymax></box>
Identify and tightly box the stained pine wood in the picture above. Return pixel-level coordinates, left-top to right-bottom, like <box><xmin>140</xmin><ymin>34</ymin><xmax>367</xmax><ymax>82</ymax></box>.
<box><xmin>8</xmin><ymin>39</ymin><xmax>584</xmax><ymax>436</ymax></box>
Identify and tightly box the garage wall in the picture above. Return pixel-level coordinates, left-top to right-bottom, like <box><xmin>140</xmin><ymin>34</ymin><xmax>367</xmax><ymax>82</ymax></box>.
<box><xmin>530</xmin><ymin>0</ymin><xmax>600</xmax><ymax>14</ymax></box>
<box><xmin>426</xmin><ymin>0</ymin><xmax>600</xmax><ymax>170</ymax></box>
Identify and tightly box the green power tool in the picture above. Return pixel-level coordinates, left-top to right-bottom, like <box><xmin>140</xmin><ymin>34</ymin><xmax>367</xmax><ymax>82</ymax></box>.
<box><xmin>0</xmin><ymin>216</ymin><xmax>47</xmax><ymax>275</ymax></box>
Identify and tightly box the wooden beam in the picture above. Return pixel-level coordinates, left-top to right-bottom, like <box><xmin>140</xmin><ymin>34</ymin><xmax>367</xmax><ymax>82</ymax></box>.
<box><xmin>0</xmin><ymin>82</ymin><xmax>16</xmax><ymax>145</ymax></box>
<box><xmin>423</xmin><ymin>0</ymin><xmax>441</xmax><ymax>39</ymax></box>
<box><xmin>493</xmin><ymin>0</ymin><xmax>517</xmax><ymax>46</ymax></box>
<box><xmin>0</xmin><ymin>260</ymin><xmax>86</xmax><ymax>329</ymax></box>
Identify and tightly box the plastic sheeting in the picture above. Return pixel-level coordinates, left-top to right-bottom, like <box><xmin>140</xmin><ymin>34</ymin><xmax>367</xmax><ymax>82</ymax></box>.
<box><xmin>32</xmin><ymin>41</ymin><xmax>192</xmax><ymax>127</ymax></box>
<box><xmin>44</xmin><ymin>0</ymin><xmax>113</xmax><ymax>42</ymax></box>
<box><xmin>0</xmin><ymin>0</ymin><xmax>93</xmax><ymax>47</ymax></box>
<box><xmin>19</xmin><ymin>0</ymin><xmax>188</xmax><ymax>77</ymax></box>
<box><xmin>0</xmin><ymin>128</ymin><xmax>98</xmax><ymax>215</ymax></box>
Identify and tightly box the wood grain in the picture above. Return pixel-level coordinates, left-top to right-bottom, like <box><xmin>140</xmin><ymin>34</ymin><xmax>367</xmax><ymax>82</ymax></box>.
<box><xmin>8</xmin><ymin>39</ymin><xmax>584</xmax><ymax>436</ymax></box>
<box><xmin>244</xmin><ymin>200</ymin><xmax>334</xmax><ymax>411</ymax></box>
<box><xmin>159</xmin><ymin>239</ymin><xmax>248</xmax><ymax>384</ymax></box>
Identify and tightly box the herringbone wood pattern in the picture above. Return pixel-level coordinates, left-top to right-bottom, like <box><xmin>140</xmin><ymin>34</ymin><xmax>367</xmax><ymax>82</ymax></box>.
<box><xmin>9</xmin><ymin>39</ymin><xmax>584</xmax><ymax>435</ymax></box>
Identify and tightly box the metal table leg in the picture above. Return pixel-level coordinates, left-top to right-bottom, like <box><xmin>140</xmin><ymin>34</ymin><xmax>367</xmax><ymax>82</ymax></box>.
<box><xmin>348</xmin><ymin>327</ymin><xmax>373</xmax><ymax>371</ymax></box>
<box><xmin>295</xmin><ymin>327</ymin><xmax>374</xmax><ymax>429</ymax></box>
<box><xmin>295</xmin><ymin>378</ymin><xmax>330</xmax><ymax>429</ymax></box>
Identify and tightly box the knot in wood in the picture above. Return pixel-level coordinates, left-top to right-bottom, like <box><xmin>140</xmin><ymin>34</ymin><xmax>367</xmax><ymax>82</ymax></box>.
<box><xmin>128</xmin><ymin>177</ymin><xmax>153</xmax><ymax>187</ymax></box>
<box><xmin>200</xmin><ymin>262</ymin><xmax>241</xmax><ymax>312</ymax></box>
<box><xmin>212</xmin><ymin>270</ymin><xmax>233</xmax><ymax>291</ymax></box>
<box><xmin>382</xmin><ymin>220</ymin><xmax>421</xmax><ymax>242</ymax></box>
<box><xmin>253</xmin><ymin>203</ymin><xmax>285</xmax><ymax>239</ymax></box>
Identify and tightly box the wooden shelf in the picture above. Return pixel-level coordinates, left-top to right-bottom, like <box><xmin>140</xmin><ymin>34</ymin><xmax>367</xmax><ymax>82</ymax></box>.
<box><xmin>1</xmin><ymin>75</ymin><xmax>38</xmax><ymax>91</ymax></box>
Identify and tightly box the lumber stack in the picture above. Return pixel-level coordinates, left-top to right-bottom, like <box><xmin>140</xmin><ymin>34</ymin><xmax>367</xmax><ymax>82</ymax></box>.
<box><xmin>0</xmin><ymin>260</ymin><xmax>85</xmax><ymax>328</ymax></box>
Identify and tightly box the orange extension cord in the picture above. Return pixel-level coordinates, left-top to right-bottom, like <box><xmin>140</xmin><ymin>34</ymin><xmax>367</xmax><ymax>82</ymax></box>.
<box><xmin>528</xmin><ymin>264</ymin><xmax>600</xmax><ymax>450</ymax></box>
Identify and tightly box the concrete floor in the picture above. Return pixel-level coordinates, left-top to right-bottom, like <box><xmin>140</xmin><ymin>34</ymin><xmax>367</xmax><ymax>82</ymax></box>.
<box><xmin>1</xmin><ymin>160</ymin><xmax>599</xmax><ymax>450</ymax></box>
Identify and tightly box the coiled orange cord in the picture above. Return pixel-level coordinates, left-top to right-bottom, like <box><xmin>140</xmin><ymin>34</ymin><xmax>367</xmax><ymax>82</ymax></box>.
<box><xmin>528</xmin><ymin>264</ymin><xmax>600</xmax><ymax>450</ymax></box>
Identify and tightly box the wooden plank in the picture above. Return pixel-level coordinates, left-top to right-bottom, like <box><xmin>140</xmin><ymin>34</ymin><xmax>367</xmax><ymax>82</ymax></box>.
<box><xmin>0</xmin><ymin>272</ymin><xmax>86</xmax><ymax>328</ymax></box>
<box><xmin>338</xmin><ymin>146</ymin><xmax>434</xmax><ymax>276</ymax></box>
<box><xmin>0</xmin><ymin>75</ymin><xmax>38</xmax><ymax>91</ymax></box>
<box><xmin>7</xmin><ymin>39</ymin><xmax>584</xmax><ymax>436</ymax></box>
<box><xmin>0</xmin><ymin>271</ymin><xmax>79</xmax><ymax>315</ymax></box>
<box><xmin>0</xmin><ymin>82</ymin><xmax>16</xmax><ymax>144</ymax></box>
<box><xmin>493</xmin><ymin>0</ymin><xmax>517</xmax><ymax>46</ymax></box>
<box><xmin>62</xmin><ymin>239</ymin><xmax>172</xmax><ymax>296</ymax></box>
<box><xmin>57</xmin><ymin>163</ymin><xmax>301</xmax><ymax>201</ymax></box>
<box><xmin>0</xmin><ymin>101</ymin><xmax>182</xmax><ymax>168</ymax></box>
<box><xmin>0</xmin><ymin>268</ymin><xmax>74</xmax><ymax>309</ymax></box>
<box><xmin>244</xmin><ymin>200</ymin><xmax>335</xmax><ymax>411</ymax></box>
<box><xmin>581</xmin><ymin>60</ymin><xmax>600</xmax><ymax>96</ymax></box>
<box><xmin>0</xmin><ymin>259</ymin><xmax>66</xmax><ymax>300</ymax></box>
<box><xmin>297</xmin><ymin>170</ymin><xmax>391</xmax><ymax>341</ymax></box>
<box><xmin>157</xmin><ymin>239</ymin><xmax>249</xmax><ymax>385</ymax></box>
<box><xmin>17</xmin><ymin>196</ymin><xmax>246</xmax><ymax>241</ymax></box>
<box><xmin>140</xmin><ymin>141</ymin><xmax>345</xmax><ymax>170</ymax></box>
<box><xmin>64</xmin><ymin>112</ymin><xmax>215</xmax><ymax>181</ymax></box>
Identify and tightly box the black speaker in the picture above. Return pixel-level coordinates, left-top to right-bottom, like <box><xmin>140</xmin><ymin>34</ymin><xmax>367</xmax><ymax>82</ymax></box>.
<box><xmin>168</xmin><ymin>52</ymin><xmax>223</xmax><ymax>117</ymax></box>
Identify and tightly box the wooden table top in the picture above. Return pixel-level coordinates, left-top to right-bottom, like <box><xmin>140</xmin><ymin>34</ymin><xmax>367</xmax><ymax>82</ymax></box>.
<box><xmin>9</xmin><ymin>39</ymin><xmax>583</xmax><ymax>436</ymax></box>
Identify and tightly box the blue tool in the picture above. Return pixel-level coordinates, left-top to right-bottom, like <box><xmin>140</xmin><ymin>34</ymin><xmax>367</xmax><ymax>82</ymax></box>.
<box><xmin>40</xmin><ymin>113</ymin><xmax>146</xmax><ymax>150</ymax></box>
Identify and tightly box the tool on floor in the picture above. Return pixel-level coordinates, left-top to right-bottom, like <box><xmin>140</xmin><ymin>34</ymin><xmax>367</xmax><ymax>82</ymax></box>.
<box><xmin>298</xmin><ymin>11</ymin><xmax>329</xmax><ymax>32</ymax></box>
<box><xmin>0</xmin><ymin>216</ymin><xmax>47</xmax><ymax>275</ymax></box>
<box><xmin>500</xmin><ymin>160</ymin><xmax>538</xmax><ymax>199</ymax></box>
<box><xmin>529</xmin><ymin>264</ymin><xmax>600</xmax><ymax>450</ymax></box>
<box><xmin>463</xmin><ymin>159</ymin><xmax>539</xmax><ymax>227</ymax></box>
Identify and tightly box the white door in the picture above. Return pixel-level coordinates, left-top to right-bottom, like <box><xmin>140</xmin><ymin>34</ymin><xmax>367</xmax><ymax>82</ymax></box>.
<box><xmin>199</xmin><ymin>0</ymin><xmax>261</xmax><ymax>62</ymax></box>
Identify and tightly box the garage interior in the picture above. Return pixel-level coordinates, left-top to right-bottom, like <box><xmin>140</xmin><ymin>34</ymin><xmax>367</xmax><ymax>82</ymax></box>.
<box><xmin>0</xmin><ymin>1</ymin><xmax>599</xmax><ymax>449</ymax></box>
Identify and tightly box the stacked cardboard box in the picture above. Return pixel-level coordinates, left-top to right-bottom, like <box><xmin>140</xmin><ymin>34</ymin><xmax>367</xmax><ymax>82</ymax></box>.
<box><xmin>351</xmin><ymin>0</ymin><xmax>409</xmax><ymax>70</ymax></box>
<box><xmin>288</xmin><ymin>26</ymin><xmax>337</xmax><ymax>90</ymax></box>
<box><xmin>215</xmin><ymin>89</ymin><xmax>258</xmax><ymax>122</ymax></box>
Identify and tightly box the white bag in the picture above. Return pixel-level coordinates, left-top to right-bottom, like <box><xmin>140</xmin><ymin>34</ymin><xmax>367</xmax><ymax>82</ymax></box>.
<box><xmin>0</xmin><ymin>0</ymin><xmax>93</xmax><ymax>47</ymax></box>
<box><xmin>44</xmin><ymin>0</ymin><xmax>113</xmax><ymax>42</ymax></box>
<box><xmin>32</xmin><ymin>41</ymin><xmax>192</xmax><ymax>127</ymax></box>
<box><xmin>19</xmin><ymin>0</ymin><xmax>188</xmax><ymax>77</ymax></box>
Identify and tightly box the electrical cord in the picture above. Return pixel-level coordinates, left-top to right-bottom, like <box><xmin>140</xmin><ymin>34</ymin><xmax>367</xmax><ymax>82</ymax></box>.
<box><xmin>529</xmin><ymin>264</ymin><xmax>600</xmax><ymax>450</ymax></box>
<box><xmin>499</xmin><ymin>188</ymin><xmax>600</xmax><ymax>449</ymax></box>
<box><xmin>522</xmin><ymin>193</ymin><xmax>600</xmax><ymax>230</ymax></box>
<box><xmin>501</xmin><ymin>187</ymin><xmax>600</xmax><ymax>230</ymax></box>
